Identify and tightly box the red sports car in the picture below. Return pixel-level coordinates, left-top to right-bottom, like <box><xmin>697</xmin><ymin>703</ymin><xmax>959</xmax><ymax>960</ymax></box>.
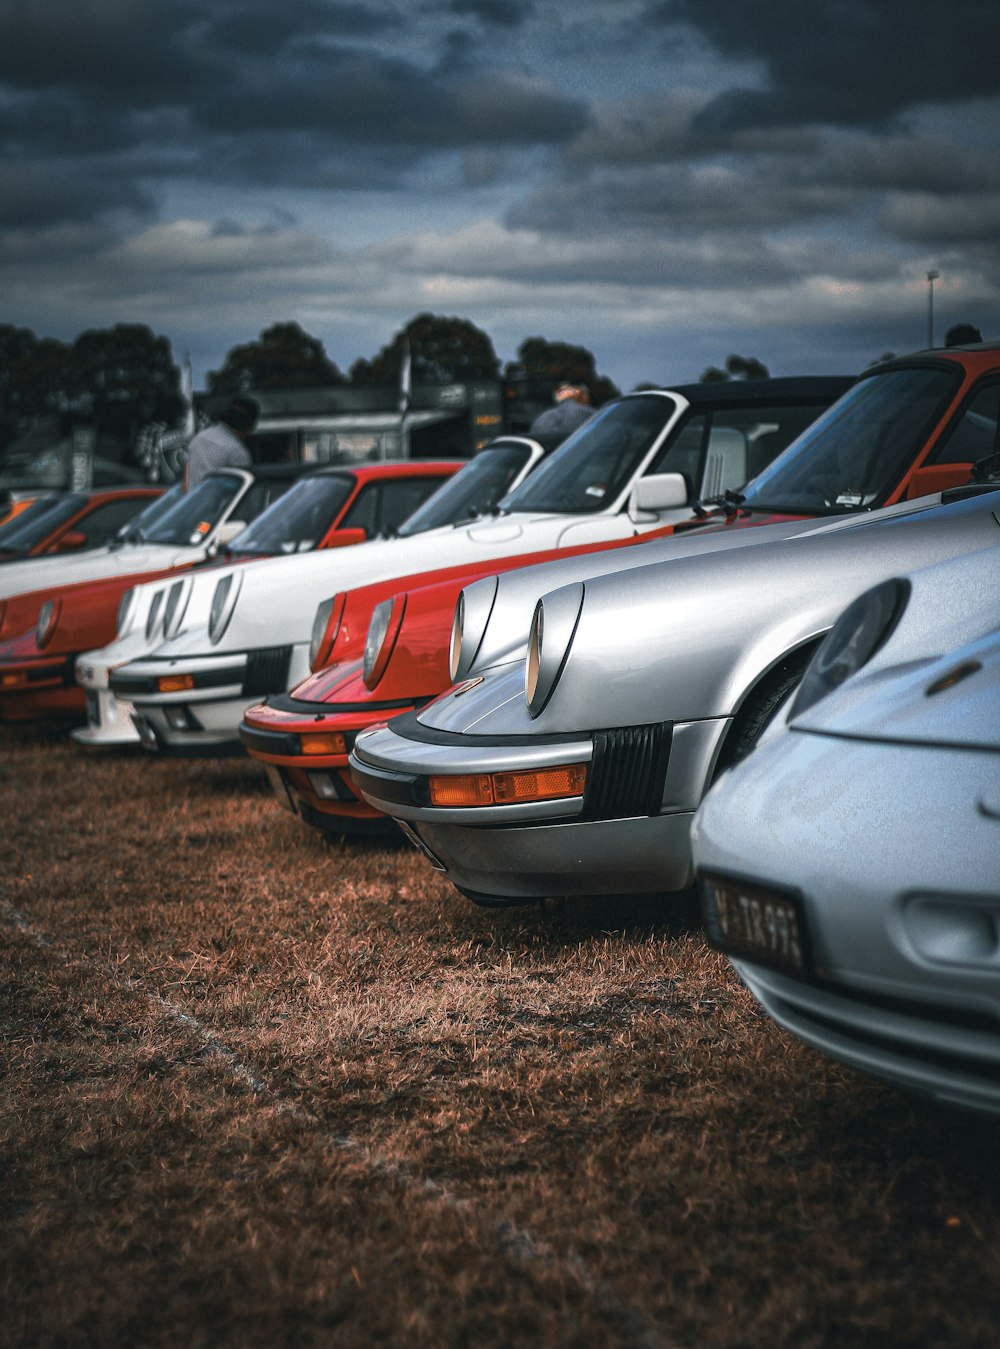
<box><xmin>241</xmin><ymin>342</ymin><xmax>998</xmax><ymax>836</ymax></box>
<box><xmin>0</xmin><ymin>487</ymin><xmax>162</xmax><ymax>562</ymax></box>
<box><xmin>0</xmin><ymin>460</ymin><xmax>458</xmax><ymax>722</ymax></box>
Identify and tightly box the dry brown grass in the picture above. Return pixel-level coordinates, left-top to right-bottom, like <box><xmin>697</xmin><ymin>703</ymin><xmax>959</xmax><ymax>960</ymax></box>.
<box><xmin>3</xmin><ymin>723</ymin><xmax>1000</xmax><ymax>1348</ymax></box>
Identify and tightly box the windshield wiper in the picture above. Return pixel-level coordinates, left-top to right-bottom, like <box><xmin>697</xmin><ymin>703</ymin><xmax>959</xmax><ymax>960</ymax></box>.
<box><xmin>697</xmin><ymin>488</ymin><xmax>746</xmax><ymax>518</ymax></box>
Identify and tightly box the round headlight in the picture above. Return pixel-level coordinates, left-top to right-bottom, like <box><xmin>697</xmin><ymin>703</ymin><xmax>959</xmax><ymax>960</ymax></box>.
<box><xmin>208</xmin><ymin>571</ymin><xmax>242</xmax><ymax>645</ymax></box>
<box><xmin>524</xmin><ymin>582</ymin><xmax>585</xmax><ymax>719</ymax></box>
<box><xmin>162</xmin><ymin>579</ymin><xmax>189</xmax><ymax>639</ymax></box>
<box><xmin>116</xmin><ymin>587</ymin><xmax>138</xmax><ymax>639</ymax></box>
<box><xmin>309</xmin><ymin>594</ymin><xmax>343</xmax><ymax>670</ymax></box>
<box><xmin>36</xmin><ymin>599</ymin><xmax>60</xmax><ymax>648</ymax></box>
<box><xmin>363</xmin><ymin>595</ymin><xmax>406</xmax><ymax>689</ymax></box>
<box><xmin>450</xmin><ymin>575</ymin><xmax>499</xmax><ymax>683</ymax></box>
<box><xmin>449</xmin><ymin>592</ymin><xmax>464</xmax><ymax>682</ymax></box>
<box><xmin>790</xmin><ymin>577</ymin><xmax>910</xmax><ymax>719</ymax></box>
<box><xmin>145</xmin><ymin>589</ymin><xmax>165</xmax><ymax>640</ymax></box>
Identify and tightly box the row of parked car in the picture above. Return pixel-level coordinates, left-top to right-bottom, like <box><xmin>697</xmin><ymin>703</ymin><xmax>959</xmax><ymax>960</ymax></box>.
<box><xmin>2</xmin><ymin>340</ymin><xmax>998</xmax><ymax>1117</ymax></box>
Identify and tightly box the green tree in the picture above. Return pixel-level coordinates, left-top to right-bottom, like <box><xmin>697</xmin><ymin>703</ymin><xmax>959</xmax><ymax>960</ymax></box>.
<box><xmin>70</xmin><ymin>324</ymin><xmax>184</xmax><ymax>433</ymax></box>
<box><xmin>208</xmin><ymin>322</ymin><xmax>346</xmax><ymax>393</ymax></box>
<box><xmin>700</xmin><ymin>354</ymin><xmax>771</xmax><ymax>382</ymax></box>
<box><xmin>350</xmin><ymin>313</ymin><xmax>500</xmax><ymax>386</ymax></box>
<box><xmin>505</xmin><ymin>336</ymin><xmax>619</xmax><ymax>404</ymax></box>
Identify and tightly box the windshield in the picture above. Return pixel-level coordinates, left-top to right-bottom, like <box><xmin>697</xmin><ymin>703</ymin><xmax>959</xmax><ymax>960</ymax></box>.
<box><xmin>140</xmin><ymin>473</ymin><xmax>244</xmax><ymax>546</ymax></box>
<box><xmin>741</xmin><ymin>367</ymin><xmax>960</xmax><ymax>514</ymax></box>
<box><xmin>114</xmin><ymin>483</ymin><xmax>185</xmax><ymax>542</ymax></box>
<box><xmin>0</xmin><ymin>494</ymin><xmax>85</xmax><ymax>554</ymax></box>
<box><xmin>396</xmin><ymin>442</ymin><xmax>535</xmax><ymax>536</ymax></box>
<box><xmin>499</xmin><ymin>395</ymin><xmax>680</xmax><ymax>515</ymax></box>
<box><xmin>229</xmin><ymin>474</ymin><xmax>355</xmax><ymax>556</ymax></box>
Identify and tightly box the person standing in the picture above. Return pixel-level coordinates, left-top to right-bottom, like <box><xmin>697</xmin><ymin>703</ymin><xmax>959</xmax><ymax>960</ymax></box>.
<box><xmin>184</xmin><ymin>396</ymin><xmax>260</xmax><ymax>489</ymax></box>
<box><xmin>529</xmin><ymin>383</ymin><xmax>593</xmax><ymax>451</ymax></box>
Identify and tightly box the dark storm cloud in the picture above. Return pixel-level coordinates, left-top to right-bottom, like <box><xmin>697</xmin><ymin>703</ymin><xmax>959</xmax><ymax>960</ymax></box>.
<box><xmin>448</xmin><ymin>0</ymin><xmax>535</xmax><ymax>27</ymax></box>
<box><xmin>0</xmin><ymin>161</ymin><xmax>154</xmax><ymax>227</ymax></box>
<box><xmin>646</xmin><ymin>0</ymin><xmax>1000</xmax><ymax>129</ymax></box>
<box><xmin>201</xmin><ymin>0</ymin><xmax>394</xmax><ymax>53</ymax></box>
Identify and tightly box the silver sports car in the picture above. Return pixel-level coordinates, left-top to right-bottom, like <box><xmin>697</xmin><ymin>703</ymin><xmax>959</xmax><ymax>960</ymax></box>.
<box><xmin>694</xmin><ymin>546</ymin><xmax>1000</xmax><ymax>1116</ymax></box>
<box><xmin>350</xmin><ymin>487</ymin><xmax>1000</xmax><ymax>906</ymax></box>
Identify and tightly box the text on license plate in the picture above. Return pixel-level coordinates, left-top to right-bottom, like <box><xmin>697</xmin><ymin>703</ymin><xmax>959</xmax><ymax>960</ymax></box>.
<box><xmin>701</xmin><ymin>875</ymin><xmax>808</xmax><ymax>976</ymax></box>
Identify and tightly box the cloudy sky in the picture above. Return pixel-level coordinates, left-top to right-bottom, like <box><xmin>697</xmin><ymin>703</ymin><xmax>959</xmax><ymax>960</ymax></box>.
<box><xmin>3</xmin><ymin>0</ymin><xmax>999</xmax><ymax>390</ymax></box>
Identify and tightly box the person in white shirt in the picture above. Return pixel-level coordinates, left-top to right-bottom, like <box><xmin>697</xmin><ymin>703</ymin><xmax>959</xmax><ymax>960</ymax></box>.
<box><xmin>184</xmin><ymin>397</ymin><xmax>259</xmax><ymax>489</ymax></box>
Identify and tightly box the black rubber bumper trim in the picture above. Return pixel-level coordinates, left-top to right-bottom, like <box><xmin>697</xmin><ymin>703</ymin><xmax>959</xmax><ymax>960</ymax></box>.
<box><xmin>379</xmin><ymin>707</ymin><xmax>586</xmax><ymax>749</ymax></box>
<box><xmin>350</xmin><ymin>756</ymin><xmax>430</xmax><ymax>809</ymax></box>
<box><xmin>266</xmin><ymin>690</ymin><xmax>421</xmax><ymax>716</ymax></box>
<box><xmin>111</xmin><ymin>665</ymin><xmax>240</xmax><ymax>696</ymax></box>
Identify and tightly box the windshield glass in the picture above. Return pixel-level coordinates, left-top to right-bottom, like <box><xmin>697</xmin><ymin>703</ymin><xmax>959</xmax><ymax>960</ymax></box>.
<box><xmin>114</xmin><ymin>483</ymin><xmax>185</xmax><ymax>542</ymax></box>
<box><xmin>499</xmin><ymin>395</ymin><xmax>679</xmax><ymax>515</ymax></box>
<box><xmin>0</xmin><ymin>494</ymin><xmax>84</xmax><ymax>554</ymax></box>
<box><xmin>741</xmin><ymin>367</ymin><xmax>960</xmax><ymax>514</ymax></box>
<box><xmin>397</xmin><ymin>442</ymin><xmax>534</xmax><ymax>536</ymax></box>
<box><xmin>229</xmin><ymin>474</ymin><xmax>354</xmax><ymax>555</ymax></box>
<box><xmin>141</xmin><ymin>474</ymin><xmax>244</xmax><ymax>546</ymax></box>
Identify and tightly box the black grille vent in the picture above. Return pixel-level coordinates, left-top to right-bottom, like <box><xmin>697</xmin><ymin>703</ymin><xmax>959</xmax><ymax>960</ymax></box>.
<box><xmin>242</xmin><ymin>646</ymin><xmax>293</xmax><ymax>697</ymax></box>
<box><xmin>582</xmin><ymin>722</ymin><xmax>672</xmax><ymax>821</ymax></box>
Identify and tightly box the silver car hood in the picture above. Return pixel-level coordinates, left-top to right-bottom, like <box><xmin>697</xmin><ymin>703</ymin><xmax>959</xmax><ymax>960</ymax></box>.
<box><xmin>456</xmin><ymin>492</ymin><xmax>958</xmax><ymax>677</ymax></box>
<box><xmin>791</xmin><ymin>546</ymin><xmax>1000</xmax><ymax>750</ymax></box>
<box><xmin>415</xmin><ymin>490</ymin><xmax>1000</xmax><ymax>738</ymax></box>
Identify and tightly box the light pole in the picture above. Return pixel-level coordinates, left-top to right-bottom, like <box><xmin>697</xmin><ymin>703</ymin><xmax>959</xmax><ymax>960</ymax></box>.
<box><xmin>926</xmin><ymin>269</ymin><xmax>940</xmax><ymax>348</ymax></box>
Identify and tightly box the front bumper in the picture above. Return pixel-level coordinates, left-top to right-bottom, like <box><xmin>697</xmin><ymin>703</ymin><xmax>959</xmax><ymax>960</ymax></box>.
<box><xmin>693</xmin><ymin>728</ymin><xmax>1000</xmax><ymax>1116</ymax></box>
<box><xmin>350</xmin><ymin>712</ymin><xmax>726</xmax><ymax>900</ymax></box>
<box><xmin>0</xmin><ymin>654</ymin><xmax>81</xmax><ymax>720</ymax></box>
<box><xmin>111</xmin><ymin>644</ymin><xmax>308</xmax><ymax>752</ymax></box>
<box><xmin>72</xmin><ymin>656</ymin><xmax>140</xmax><ymax>747</ymax></box>
<box><xmin>239</xmin><ymin>692</ymin><xmax>420</xmax><ymax>833</ymax></box>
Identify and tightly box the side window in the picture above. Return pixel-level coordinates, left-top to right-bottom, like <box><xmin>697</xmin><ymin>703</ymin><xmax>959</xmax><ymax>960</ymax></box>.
<box><xmin>378</xmin><ymin>478</ymin><xmax>448</xmax><ymax>533</ymax></box>
<box><xmin>926</xmin><ymin>382</ymin><xmax>1000</xmax><ymax>467</ymax></box>
<box><xmin>70</xmin><ymin>498</ymin><xmax>151</xmax><ymax>548</ymax></box>
<box><xmin>340</xmin><ymin>483</ymin><xmax>380</xmax><ymax>536</ymax></box>
<box><xmin>235</xmin><ymin>480</ymin><xmax>290</xmax><ymax>525</ymax></box>
<box><xmin>646</xmin><ymin>414</ymin><xmax>705</xmax><ymax>488</ymax></box>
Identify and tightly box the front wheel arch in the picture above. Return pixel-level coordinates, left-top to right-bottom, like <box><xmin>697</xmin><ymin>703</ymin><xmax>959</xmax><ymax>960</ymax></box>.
<box><xmin>711</xmin><ymin>639</ymin><xmax>825</xmax><ymax>782</ymax></box>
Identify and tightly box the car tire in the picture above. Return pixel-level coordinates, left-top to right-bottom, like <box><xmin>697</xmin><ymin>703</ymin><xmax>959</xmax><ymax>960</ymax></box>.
<box><xmin>713</xmin><ymin>651</ymin><xmax>815</xmax><ymax>778</ymax></box>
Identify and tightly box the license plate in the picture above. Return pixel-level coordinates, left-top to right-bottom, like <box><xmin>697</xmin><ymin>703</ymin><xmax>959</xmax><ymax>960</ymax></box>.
<box><xmin>700</xmin><ymin>874</ymin><xmax>810</xmax><ymax>976</ymax></box>
<box><xmin>265</xmin><ymin>764</ymin><xmax>298</xmax><ymax>814</ymax></box>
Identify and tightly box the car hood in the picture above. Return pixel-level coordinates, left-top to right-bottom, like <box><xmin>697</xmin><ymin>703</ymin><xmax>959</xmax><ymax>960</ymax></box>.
<box><xmin>134</xmin><ymin>508</ymin><xmax>712</xmax><ymax>661</ymax></box>
<box><xmin>0</xmin><ymin>542</ymin><xmax>207</xmax><ymax>601</ymax></box>
<box><xmin>409</xmin><ymin>490</ymin><xmax>1000</xmax><ymax>739</ymax></box>
<box><xmin>790</xmin><ymin>545</ymin><xmax>1000</xmax><ymax>750</ymax></box>
<box><xmin>79</xmin><ymin>568</ymin><xmax>222</xmax><ymax>676</ymax></box>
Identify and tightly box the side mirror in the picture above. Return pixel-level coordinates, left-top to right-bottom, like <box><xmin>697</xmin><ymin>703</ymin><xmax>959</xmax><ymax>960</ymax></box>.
<box><xmin>52</xmin><ymin>529</ymin><xmax>89</xmax><ymax>553</ymax></box>
<box><xmin>628</xmin><ymin>472</ymin><xmax>690</xmax><ymax>522</ymax></box>
<box><xmin>905</xmin><ymin>462</ymin><xmax>972</xmax><ymax>500</ymax></box>
<box><xmin>323</xmin><ymin>527</ymin><xmax>368</xmax><ymax>549</ymax></box>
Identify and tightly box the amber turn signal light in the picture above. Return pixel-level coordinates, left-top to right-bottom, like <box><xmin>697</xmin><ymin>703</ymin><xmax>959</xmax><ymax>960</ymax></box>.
<box><xmin>158</xmin><ymin>673</ymin><xmax>195</xmax><ymax>693</ymax></box>
<box><xmin>428</xmin><ymin>762</ymin><xmax>587</xmax><ymax>808</ymax></box>
<box><xmin>299</xmin><ymin>731</ymin><xmax>347</xmax><ymax>756</ymax></box>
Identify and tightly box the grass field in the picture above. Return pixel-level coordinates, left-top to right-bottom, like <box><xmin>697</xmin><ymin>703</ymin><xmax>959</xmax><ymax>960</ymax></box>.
<box><xmin>3</xmin><ymin>723</ymin><xmax>999</xmax><ymax>1348</ymax></box>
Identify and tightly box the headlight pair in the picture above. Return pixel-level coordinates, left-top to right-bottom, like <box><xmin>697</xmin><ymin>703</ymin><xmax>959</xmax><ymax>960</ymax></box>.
<box><xmin>790</xmin><ymin>577</ymin><xmax>910</xmax><ymax>718</ymax></box>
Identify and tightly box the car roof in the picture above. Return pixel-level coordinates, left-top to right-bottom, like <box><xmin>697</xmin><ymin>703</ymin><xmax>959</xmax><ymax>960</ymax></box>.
<box><xmin>304</xmin><ymin>459</ymin><xmax>462</xmax><ymax>481</ymax></box>
<box><xmin>648</xmin><ymin>375</ymin><xmax>856</xmax><ymax>408</ymax></box>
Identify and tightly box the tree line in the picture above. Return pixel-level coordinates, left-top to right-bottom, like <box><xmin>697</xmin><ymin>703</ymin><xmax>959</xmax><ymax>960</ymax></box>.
<box><xmin>0</xmin><ymin>312</ymin><xmax>771</xmax><ymax>457</ymax></box>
